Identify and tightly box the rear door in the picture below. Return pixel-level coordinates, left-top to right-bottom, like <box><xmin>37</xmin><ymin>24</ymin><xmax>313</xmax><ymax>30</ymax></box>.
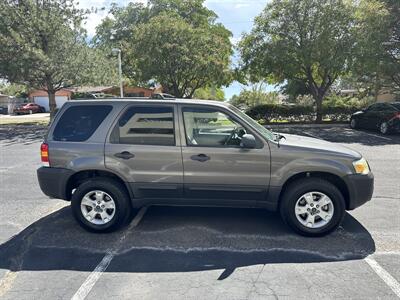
<box><xmin>104</xmin><ymin>103</ymin><xmax>183</xmax><ymax>199</ymax></box>
<box><xmin>361</xmin><ymin>104</ymin><xmax>383</xmax><ymax>129</ymax></box>
<box><xmin>179</xmin><ymin>104</ymin><xmax>270</xmax><ymax>205</ymax></box>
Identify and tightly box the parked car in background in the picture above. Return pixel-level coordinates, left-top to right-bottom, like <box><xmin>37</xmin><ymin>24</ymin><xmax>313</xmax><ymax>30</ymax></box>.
<box><xmin>150</xmin><ymin>93</ymin><xmax>175</xmax><ymax>99</ymax></box>
<box><xmin>350</xmin><ymin>102</ymin><xmax>400</xmax><ymax>134</ymax></box>
<box><xmin>14</xmin><ymin>102</ymin><xmax>45</xmax><ymax>114</ymax></box>
<box><xmin>37</xmin><ymin>98</ymin><xmax>374</xmax><ymax>237</ymax></box>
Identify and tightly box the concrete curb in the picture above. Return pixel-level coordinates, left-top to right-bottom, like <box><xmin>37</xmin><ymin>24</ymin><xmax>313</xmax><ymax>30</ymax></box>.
<box><xmin>265</xmin><ymin>123</ymin><xmax>349</xmax><ymax>129</ymax></box>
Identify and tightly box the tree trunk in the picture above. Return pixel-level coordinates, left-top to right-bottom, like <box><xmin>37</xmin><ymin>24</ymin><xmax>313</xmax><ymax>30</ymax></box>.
<box><xmin>48</xmin><ymin>90</ymin><xmax>57</xmax><ymax>120</ymax></box>
<box><xmin>315</xmin><ymin>95</ymin><xmax>323</xmax><ymax>123</ymax></box>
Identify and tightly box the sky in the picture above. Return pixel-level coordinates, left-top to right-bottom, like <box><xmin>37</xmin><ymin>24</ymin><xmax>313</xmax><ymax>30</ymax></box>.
<box><xmin>78</xmin><ymin>0</ymin><xmax>272</xmax><ymax>99</ymax></box>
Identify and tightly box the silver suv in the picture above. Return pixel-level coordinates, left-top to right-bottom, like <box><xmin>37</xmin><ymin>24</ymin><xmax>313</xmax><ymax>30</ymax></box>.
<box><xmin>37</xmin><ymin>99</ymin><xmax>374</xmax><ymax>236</ymax></box>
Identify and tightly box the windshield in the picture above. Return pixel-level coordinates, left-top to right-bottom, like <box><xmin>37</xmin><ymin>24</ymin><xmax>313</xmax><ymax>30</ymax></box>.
<box><xmin>228</xmin><ymin>104</ymin><xmax>276</xmax><ymax>141</ymax></box>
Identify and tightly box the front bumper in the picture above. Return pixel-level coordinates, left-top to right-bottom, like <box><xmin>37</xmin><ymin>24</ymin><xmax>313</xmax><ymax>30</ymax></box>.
<box><xmin>37</xmin><ymin>167</ymin><xmax>74</xmax><ymax>200</ymax></box>
<box><xmin>343</xmin><ymin>172</ymin><xmax>374</xmax><ymax>210</ymax></box>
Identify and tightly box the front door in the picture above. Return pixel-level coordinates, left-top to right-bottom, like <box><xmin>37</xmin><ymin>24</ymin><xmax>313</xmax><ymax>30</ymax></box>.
<box><xmin>105</xmin><ymin>104</ymin><xmax>183</xmax><ymax>199</ymax></box>
<box><xmin>179</xmin><ymin>105</ymin><xmax>270</xmax><ymax>204</ymax></box>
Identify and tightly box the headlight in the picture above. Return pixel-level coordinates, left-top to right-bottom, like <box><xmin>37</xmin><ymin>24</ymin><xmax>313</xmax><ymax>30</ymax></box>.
<box><xmin>352</xmin><ymin>157</ymin><xmax>370</xmax><ymax>175</ymax></box>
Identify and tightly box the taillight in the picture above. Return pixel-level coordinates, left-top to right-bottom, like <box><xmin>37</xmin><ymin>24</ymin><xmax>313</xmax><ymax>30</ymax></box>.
<box><xmin>41</xmin><ymin>143</ymin><xmax>50</xmax><ymax>166</ymax></box>
<box><xmin>389</xmin><ymin>112</ymin><xmax>400</xmax><ymax>121</ymax></box>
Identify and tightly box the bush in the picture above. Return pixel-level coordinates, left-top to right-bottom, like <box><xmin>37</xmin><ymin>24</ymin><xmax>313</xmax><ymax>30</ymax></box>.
<box><xmin>246</xmin><ymin>104</ymin><xmax>314</xmax><ymax>123</ymax></box>
<box><xmin>245</xmin><ymin>98</ymin><xmax>371</xmax><ymax>123</ymax></box>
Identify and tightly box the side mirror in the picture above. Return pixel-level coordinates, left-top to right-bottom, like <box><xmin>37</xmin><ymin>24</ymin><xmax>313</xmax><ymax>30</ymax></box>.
<box><xmin>240</xmin><ymin>134</ymin><xmax>256</xmax><ymax>149</ymax></box>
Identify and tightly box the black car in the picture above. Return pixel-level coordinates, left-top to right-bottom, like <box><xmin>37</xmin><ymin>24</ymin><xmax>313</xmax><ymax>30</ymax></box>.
<box><xmin>350</xmin><ymin>102</ymin><xmax>400</xmax><ymax>134</ymax></box>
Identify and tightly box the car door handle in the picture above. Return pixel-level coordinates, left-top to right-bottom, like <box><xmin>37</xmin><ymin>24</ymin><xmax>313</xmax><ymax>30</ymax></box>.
<box><xmin>114</xmin><ymin>151</ymin><xmax>135</xmax><ymax>160</ymax></box>
<box><xmin>190</xmin><ymin>154</ymin><xmax>210</xmax><ymax>162</ymax></box>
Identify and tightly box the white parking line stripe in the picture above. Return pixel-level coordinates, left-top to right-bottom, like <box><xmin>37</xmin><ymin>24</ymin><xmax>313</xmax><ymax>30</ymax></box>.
<box><xmin>365</xmin><ymin>256</ymin><xmax>400</xmax><ymax>298</ymax></box>
<box><xmin>71</xmin><ymin>253</ymin><xmax>114</xmax><ymax>300</ymax></box>
<box><xmin>71</xmin><ymin>206</ymin><xmax>148</xmax><ymax>300</ymax></box>
<box><xmin>362</xmin><ymin>132</ymin><xmax>393</xmax><ymax>141</ymax></box>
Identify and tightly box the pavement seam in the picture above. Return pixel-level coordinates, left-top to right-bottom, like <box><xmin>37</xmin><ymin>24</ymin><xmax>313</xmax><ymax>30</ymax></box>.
<box><xmin>71</xmin><ymin>206</ymin><xmax>148</xmax><ymax>300</ymax></box>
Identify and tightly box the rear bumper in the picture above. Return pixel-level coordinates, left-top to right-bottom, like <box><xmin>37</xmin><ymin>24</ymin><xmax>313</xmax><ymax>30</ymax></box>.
<box><xmin>344</xmin><ymin>172</ymin><xmax>374</xmax><ymax>210</ymax></box>
<box><xmin>388</xmin><ymin>118</ymin><xmax>400</xmax><ymax>132</ymax></box>
<box><xmin>37</xmin><ymin>167</ymin><xmax>74</xmax><ymax>200</ymax></box>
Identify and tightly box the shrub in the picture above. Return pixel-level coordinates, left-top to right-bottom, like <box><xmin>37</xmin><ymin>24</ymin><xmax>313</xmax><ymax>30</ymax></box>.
<box><xmin>246</xmin><ymin>104</ymin><xmax>314</xmax><ymax>123</ymax></box>
<box><xmin>245</xmin><ymin>98</ymin><xmax>371</xmax><ymax>123</ymax></box>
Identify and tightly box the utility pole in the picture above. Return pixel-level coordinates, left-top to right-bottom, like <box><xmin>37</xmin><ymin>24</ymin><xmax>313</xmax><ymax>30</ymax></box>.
<box><xmin>112</xmin><ymin>48</ymin><xmax>123</xmax><ymax>98</ymax></box>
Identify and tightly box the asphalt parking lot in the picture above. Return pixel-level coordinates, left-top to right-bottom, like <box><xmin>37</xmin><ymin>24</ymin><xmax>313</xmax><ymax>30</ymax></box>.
<box><xmin>0</xmin><ymin>124</ymin><xmax>399</xmax><ymax>299</ymax></box>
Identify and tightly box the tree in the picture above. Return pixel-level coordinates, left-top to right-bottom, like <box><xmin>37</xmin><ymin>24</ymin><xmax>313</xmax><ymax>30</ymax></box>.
<box><xmin>230</xmin><ymin>83</ymin><xmax>280</xmax><ymax>108</ymax></box>
<box><xmin>126</xmin><ymin>13</ymin><xmax>231</xmax><ymax>98</ymax></box>
<box><xmin>0</xmin><ymin>0</ymin><xmax>116</xmax><ymax>118</ymax></box>
<box><xmin>193</xmin><ymin>86</ymin><xmax>225</xmax><ymax>101</ymax></box>
<box><xmin>0</xmin><ymin>83</ymin><xmax>29</xmax><ymax>98</ymax></box>
<box><xmin>239</xmin><ymin>0</ymin><xmax>355</xmax><ymax>122</ymax></box>
<box><xmin>350</xmin><ymin>0</ymin><xmax>399</xmax><ymax>96</ymax></box>
<box><xmin>94</xmin><ymin>0</ymin><xmax>233</xmax><ymax>98</ymax></box>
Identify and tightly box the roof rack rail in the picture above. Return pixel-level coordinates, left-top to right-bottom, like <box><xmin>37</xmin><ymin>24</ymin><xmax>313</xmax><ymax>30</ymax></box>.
<box><xmin>150</xmin><ymin>93</ymin><xmax>176</xmax><ymax>100</ymax></box>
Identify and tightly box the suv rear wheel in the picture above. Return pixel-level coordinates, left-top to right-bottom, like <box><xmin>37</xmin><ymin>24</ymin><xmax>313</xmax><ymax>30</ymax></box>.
<box><xmin>71</xmin><ymin>178</ymin><xmax>132</xmax><ymax>232</ymax></box>
<box><xmin>280</xmin><ymin>178</ymin><xmax>345</xmax><ymax>236</ymax></box>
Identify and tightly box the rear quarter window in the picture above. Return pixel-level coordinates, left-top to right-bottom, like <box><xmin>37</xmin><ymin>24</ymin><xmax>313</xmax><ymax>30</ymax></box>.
<box><xmin>53</xmin><ymin>105</ymin><xmax>112</xmax><ymax>142</ymax></box>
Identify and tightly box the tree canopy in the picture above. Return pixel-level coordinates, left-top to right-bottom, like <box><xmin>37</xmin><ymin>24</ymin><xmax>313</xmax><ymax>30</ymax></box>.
<box><xmin>0</xmin><ymin>0</ymin><xmax>116</xmax><ymax>117</ymax></box>
<box><xmin>239</xmin><ymin>0</ymin><xmax>356</xmax><ymax>122</ymax></box>
<box><xmin>350</xmin><ymin>0</ymin><xmax>400</xmax><ymax>95</ymax></box>
<box><xmin>230</xmin><ymin>83</ymin><xmax>280</xmax><ymax>109</ymax></box>
<box><xmin>94</xmin><ymin>0</ymin><xmax>233</xmax><ymax>98</ymax></box>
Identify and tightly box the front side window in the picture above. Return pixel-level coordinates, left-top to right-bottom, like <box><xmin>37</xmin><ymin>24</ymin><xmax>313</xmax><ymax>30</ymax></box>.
<box><xmin>113</xmin><ymin>106</ymin><xmax>175</xmax><ymax>146</ymax></box>
<box><xmin>183</xmin><ymin>107</ymin><xmax>247</xmax><ymax>147</ymax></box>
<box><xmin>53</xmin><ymin>105</ymin><xmax>112</xmax><ymax>142</ymax></box>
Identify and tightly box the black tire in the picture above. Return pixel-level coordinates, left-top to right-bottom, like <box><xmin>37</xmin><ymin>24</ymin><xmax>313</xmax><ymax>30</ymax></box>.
<box><xmin>350</xmin><ymin>118</ymin><xmax>357</xmax><ymax>129</ymax></box>
<box><xmin>71</xmin><ymin>178</ymin><xmax>132</xmax><ymax>232</ymax></box>
<box><xmin>279</xmin><ymin>178</ymin><xmax>346</xmax><ymax>237</ymax></box>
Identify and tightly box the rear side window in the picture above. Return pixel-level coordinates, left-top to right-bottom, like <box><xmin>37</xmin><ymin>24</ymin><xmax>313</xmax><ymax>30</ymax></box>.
<box><xmin>112</xmin><ymin>106</ymin><xmax>175</xmax><ymax>146</ymax></box>
<box><xmin>53</xmin><ymin>105</ymin><xmax>112</xmax><ymax>141</ymax></box>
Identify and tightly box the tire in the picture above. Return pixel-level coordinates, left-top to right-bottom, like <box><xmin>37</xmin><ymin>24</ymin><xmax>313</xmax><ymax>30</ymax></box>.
<box><xmin>379</xmin><ymin>121</ymin><xmax>389</xmax><ymax>135</ymax></box>
<box><xmin>350</xmin><ymin>118</ymin><xmax>357</xmax><ymax>129</ymax></box>
<box><xmin>71</xmin><ymin>178</ymin><xmax>132</xmax><ymax>232</ymax></box>
<box><xmin>279</xmin><ymin>178</ymin><xmax>346</xmax><ymax>237</ymax></box>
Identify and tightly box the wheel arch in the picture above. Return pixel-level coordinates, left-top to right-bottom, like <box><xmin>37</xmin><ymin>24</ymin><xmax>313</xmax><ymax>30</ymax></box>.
<box><xmin>65</xmin><ymin>169</ymin><xmax>133</xmax><ymax>201</ymax></box>
<box><xmin>278</xmin><ymin>171</ymin><xmax>350</xmax><ymax>210</ymax></box>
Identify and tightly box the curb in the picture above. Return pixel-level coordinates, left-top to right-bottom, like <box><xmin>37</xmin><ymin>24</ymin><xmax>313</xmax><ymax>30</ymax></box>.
<box><xmin>265</xmin><ymin>123</ymin><xmax>349</xmax><ymax>129</ymax></box>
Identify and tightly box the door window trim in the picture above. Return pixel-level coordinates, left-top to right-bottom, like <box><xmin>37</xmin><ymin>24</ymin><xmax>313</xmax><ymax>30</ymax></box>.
<box><xmin>179</xmin><ymin>104</ymin><xmax>264</xmax><ymax>149</ymax></box>
<box><xmin>107</xmin><ymin>103</ymin><xmax>180</xmax><ymax>147</ymax></box>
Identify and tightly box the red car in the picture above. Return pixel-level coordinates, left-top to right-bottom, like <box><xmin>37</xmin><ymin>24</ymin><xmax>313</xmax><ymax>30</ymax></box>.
<box><xmin>14</xmin><ymin>103</ymin><xmax>45</xmax><ymax>114</ymax></box>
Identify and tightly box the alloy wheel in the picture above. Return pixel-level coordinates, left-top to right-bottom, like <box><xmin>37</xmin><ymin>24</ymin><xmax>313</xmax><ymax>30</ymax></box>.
<box><xmin>295</xmin><ymin>191</ymin><xmax>334</xmax><ymax>229</ymax></box>
<box><xmin>380</xmin><ymin>122</ymin><xmax>388</xmax><ymax>134</ymax></box>
<box><xmin>80</xmin><ymin>190</ymin><xmax>116</xmax><ymax>225</ymax></box>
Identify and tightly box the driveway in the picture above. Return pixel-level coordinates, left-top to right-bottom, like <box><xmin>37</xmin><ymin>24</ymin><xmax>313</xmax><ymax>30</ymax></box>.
<box><xmin>0</xmin><ymin>125</ymin><xmax>399</xmax><ymax>299</ymax></box>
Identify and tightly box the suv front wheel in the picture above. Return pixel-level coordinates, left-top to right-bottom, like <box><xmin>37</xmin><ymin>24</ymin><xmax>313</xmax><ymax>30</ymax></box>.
<box><xmin>280</xmin><ymin>178</ymin><xmax>345</xmax><ymax>236</ymax></box>
<box><xmin>71</xmin><ymin>178</ymin><xmax>132</xmax><ymax>232</ymax></box>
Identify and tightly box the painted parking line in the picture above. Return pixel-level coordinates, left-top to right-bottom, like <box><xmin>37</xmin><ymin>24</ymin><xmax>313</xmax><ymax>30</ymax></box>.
<box><xmin>365</xmin><ymin>256</ymin><xmax>400</xmax><ymax>298</ymax></box>
<box><xmin>71</xmin><ymin>206</ymin><xmax>148</xmax><ymax>300</ymax></box>
<box><xmin>361</xmin><ymin>132</ymin><xmax>393</xmax><ymax>141</ymax></box>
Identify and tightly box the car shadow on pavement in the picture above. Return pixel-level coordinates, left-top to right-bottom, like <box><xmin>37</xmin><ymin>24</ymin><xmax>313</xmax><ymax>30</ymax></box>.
<box><xmin>0</xmin><ymin>125</ymin><xmax>48</xmax><ymax>146</ymax></box>
<box><xmin>274</xmin><ymin>126</ymin><xmax>400</xmax><ymax>146</ymax></box>
<box><xmin>0</xmin><ymin>206</ymin><xmax>375</xmax><ymax>278</ymax></box>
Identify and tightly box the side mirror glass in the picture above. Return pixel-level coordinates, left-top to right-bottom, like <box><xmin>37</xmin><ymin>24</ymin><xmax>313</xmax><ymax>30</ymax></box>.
<box><xmin>240</xmin><ymin>134</ymin><xmax>256</xmax><ymax>149</ymax></box>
